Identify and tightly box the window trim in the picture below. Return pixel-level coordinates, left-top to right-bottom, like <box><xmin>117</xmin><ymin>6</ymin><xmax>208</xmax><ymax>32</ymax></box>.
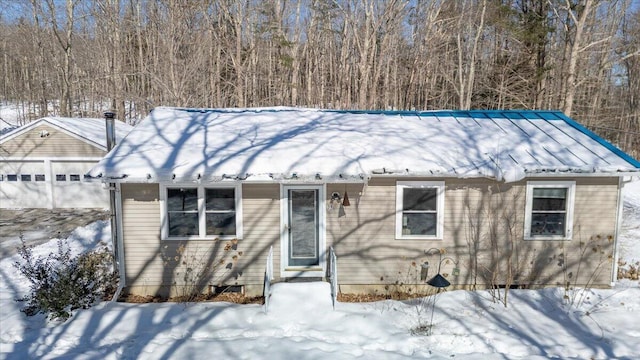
<box><xmin>524</xmin><ymin>181</ymin><xmax>576</xmax><ymax>241</ymax></box>
<box><xmin>160</xmin><ymin>183</ymin><xmax>243</xmax><ymax>241</ymax></box>
<box><xmin>395</xmin><ymin>181</ymin><xmax>445</xmax><ymax>240</ymax></box>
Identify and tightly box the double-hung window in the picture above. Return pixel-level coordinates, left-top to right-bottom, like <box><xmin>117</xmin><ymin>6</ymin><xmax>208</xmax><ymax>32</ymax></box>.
<box><xmin>167</xmin><ymin>188</ymin><xmax>199</xmax><ymax>237</ymax></box>
<box><xmin>524</xmin><ymin>181</ymin><xmax>575</xmax><ymax>240</ymax></box>
<box><xmin>396</xmin><ymin>181</ymin><xmax>445</xmax><ymax>239</ymax></box>
<box><xmin>161</xmin><ymin>184</ymin><xmax>242</xmax><ymax>240</ymax></box>
<box><xmin>205</xmin><ymin>188</ymin><xmax>237</xmax><ymax>236</ymax></box>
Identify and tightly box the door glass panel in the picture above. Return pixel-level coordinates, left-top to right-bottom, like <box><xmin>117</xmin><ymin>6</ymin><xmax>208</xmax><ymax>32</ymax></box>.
<box><xmin>289</xmin><ymin>189</ymin><xmax>319</xmax><ymax>266</ymax></box>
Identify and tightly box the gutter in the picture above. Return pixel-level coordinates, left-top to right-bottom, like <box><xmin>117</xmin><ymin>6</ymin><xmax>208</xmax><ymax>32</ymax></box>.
<box><xmin>111</xmin><ymin>283</ymin><xmax>125</xmax><ymax>302</ymax></box>
<box><xmin>611</xmin><ymin>176</ymin><xmax>633</xmax><ymax>286</ymax></box>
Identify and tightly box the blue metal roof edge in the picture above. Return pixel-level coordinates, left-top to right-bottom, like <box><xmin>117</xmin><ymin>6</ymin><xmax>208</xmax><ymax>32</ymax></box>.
<box><xmin>554</xmin><ymin>112</ymin><xmax>640</xmax><ymax>168</ymax></box>
<box><xmin>322</xmin><ymin>108</ymin><xmax>566</xmax><ymax>119</ymax></box>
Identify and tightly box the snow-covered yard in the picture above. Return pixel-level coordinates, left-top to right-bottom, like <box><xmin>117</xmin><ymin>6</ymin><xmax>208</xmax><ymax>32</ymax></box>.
<box><xmin>1</xmin><ymin>179</ymin><xmax>638</xmax><ymax>359</ymax></box>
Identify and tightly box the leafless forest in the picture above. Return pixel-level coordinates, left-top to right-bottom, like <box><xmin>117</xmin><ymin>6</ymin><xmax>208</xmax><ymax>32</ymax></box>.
<box><xmin>0</xmin><ymin>0</ymin><xmax>638</xmax><ymax>156</ymax></box>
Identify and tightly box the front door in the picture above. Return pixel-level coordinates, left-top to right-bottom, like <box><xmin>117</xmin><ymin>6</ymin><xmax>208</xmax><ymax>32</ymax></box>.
<box><xmin>282</xmin><ymin>186</ymin><xmax>324</xmax><ymax>275</ymax></box>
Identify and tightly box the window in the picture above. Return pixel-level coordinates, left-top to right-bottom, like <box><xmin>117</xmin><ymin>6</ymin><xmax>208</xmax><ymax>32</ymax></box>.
<box><xmin>161</xmin><ymin>184</ymin><xmax>242</xmax><ymax>240</ymax></box>
<box><xmin>205</xmin><ymin>188</ymin><xmax>236</xmax><ymax>236</ymax></box>
<box><xmin>396</xmin><ymin>181</ymin><xmax>445</xmax><ymax>239</ymax></box>
<box><xmin>69</xmin><ymin>174</ymin><xmax>81</xmax><ymax>182</ymax></box>
<box><xmin>7</xmin><ymin>174</ymin><xmax>17</xmax><ymax>181</ymax></box>
<box><xmin>167</xmin><ymin>188</ymin><xmax>199</xmax><ymax>236</ymax></box>
<box><xmin>525</xmin><ymin>181</ymin><xmax>575</xmax><ymax>240</ymax></box>
<box><xmin>21</xmin><ymin>174</ymin><xmax>32</xmax><ymax>181</ymax></box>
<box><xmin>35</xmin><ymin>174</ymin><xmax>45</xmax><ymax>181</ymax></box>
<box><xmin>56</xmin><ymin>174</ymin><xmax>66</xmax><ymax>181</ymax></box>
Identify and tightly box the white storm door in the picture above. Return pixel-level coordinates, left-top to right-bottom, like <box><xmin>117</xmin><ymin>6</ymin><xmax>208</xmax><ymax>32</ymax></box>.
<box><xmin>282</xmin><ymin>185</ymin><xmax>325</xmax><ymax>273</ymax></box>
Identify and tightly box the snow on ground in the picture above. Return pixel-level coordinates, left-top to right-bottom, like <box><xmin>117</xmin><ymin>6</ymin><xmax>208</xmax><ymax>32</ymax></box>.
<box><xmin>0</xmin><ymin>181</ymin><xmax>639</xmax><ymax>359</ymax></box>
<box><xmin>619</xmin><ymin>178</ymin><xmax>640</xmax><ymax>265</ymax></box>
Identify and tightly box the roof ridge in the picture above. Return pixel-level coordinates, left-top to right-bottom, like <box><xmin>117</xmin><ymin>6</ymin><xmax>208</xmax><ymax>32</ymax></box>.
<box><xmin>160</xmin><ymin>106</ymin><xmax>566</xmax><ymax>118</ymax></box>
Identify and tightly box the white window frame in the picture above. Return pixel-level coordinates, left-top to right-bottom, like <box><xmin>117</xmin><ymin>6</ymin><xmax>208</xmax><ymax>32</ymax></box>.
<box><xmin>395</xmin><ymin>181</ymin><xmax>445</xmax><ymax>240</ymax></box>
<box><xmin>524</xmin><ymin>181</ymin><xmax>575</xmax><ymax>241</ymax></box>
<box><xmin>160</xmin><ymin>183</ymin><xmax>243</xmax><ymax>241</ymax></box>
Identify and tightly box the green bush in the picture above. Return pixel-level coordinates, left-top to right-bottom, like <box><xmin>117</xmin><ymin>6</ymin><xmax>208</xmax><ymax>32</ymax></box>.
<box><xmin>13</xmin><ymin>236</ymin><xmax>117</xmax><ymax>320</ymax></box>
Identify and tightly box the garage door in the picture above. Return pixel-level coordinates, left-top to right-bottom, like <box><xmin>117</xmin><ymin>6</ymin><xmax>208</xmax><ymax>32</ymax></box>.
<box><xmin>0</xmin><ymin>160</ymin><xmax>48</xmax><ymax>208</ymax></box>
<box><xmin>1</xmin><ymin>159</ymin><xmax>109</xmax><ymax>209</ymax></box>
<box><xmin>51</xmin><ymin>161</ymin><xmax>109</xmax><ymax>208</ymax></box>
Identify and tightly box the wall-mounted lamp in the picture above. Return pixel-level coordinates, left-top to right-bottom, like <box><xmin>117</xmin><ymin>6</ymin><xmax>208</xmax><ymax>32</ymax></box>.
<box><xmin>39</xmin><ymin>130</ymin><xmax>50</xmax><ymax>138</ymax></box>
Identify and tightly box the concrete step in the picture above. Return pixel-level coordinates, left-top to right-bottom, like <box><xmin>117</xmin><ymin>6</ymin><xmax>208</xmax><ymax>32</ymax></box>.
<box><xmin>267</xmin><ymin>281</ymin><xmax>333</xmax><ymax>314</ymax></box>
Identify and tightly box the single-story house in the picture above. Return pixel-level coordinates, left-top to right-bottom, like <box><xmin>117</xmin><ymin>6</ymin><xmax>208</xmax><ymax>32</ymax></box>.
<box><xmin>87</xmin><ymin>107</ymin><xmax>640</xmax><ymax>297</ymax></box>
<box><xmin>1</xmin><ymin>117</ymin><xmax>132</xmax><ymax>209</ymax></box>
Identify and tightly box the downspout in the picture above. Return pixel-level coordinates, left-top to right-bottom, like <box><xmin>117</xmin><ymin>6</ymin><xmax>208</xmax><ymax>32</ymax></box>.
<box><xmin>112</xmin><ymin>182</ymin><xmax>126</xmax><ymax>302</ymax></box>
<box><xmin>611</xmin><ymin>176</ymin><xmax>632</xmax><ymax>287</ymax></box>
<box><xmin>104</xmin><ymin>111</ymin><xmax>123</xmax><ymax>300</ymax></box>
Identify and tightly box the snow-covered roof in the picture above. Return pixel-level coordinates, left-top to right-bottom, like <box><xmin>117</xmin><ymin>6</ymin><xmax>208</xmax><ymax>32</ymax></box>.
<box><xmin>0</xmin><ymin>116</ymin><xmax>133</xmax><ymax>151</ymax></box>
<box><xmin>88</xmin><ymin>107</ymin><xmax>640</xmax><ymax>183</ymax></box>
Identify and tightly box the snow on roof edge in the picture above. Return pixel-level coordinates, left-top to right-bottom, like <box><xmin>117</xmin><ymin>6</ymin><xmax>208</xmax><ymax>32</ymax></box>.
<box><xmin>0</xmin><ymin>116</ymin><xmax>133</xmax><ymax>149</ymax></box>
<box><xmin>87</xmin><ymin>107</ymin><xmax>640</xmax><ymax>184</ymax></box>
<box><xmin>88</xmin><ymin>167</ymin><xmax>640</xmax><ymax>185</ymax></box>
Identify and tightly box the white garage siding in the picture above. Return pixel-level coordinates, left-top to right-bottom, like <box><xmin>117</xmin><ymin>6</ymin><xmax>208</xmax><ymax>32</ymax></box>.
<box><xmin>0</xmin><ymin>118</ymin><xmax>133</xmax><ymax>209</ymax></box>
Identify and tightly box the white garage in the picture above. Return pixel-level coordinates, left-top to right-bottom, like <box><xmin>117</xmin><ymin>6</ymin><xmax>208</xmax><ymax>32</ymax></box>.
<box><xmin>0</xmin><ymin>117</ymin><xmax>132</xmax><ymax>209</ymax></box>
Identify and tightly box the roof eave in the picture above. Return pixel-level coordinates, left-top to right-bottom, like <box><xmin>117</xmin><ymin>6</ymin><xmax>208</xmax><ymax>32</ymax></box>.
<box><xmin>525</xmin><ymin>170</ymin><xmax>640</xmax><ymax>178</ymax></box>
